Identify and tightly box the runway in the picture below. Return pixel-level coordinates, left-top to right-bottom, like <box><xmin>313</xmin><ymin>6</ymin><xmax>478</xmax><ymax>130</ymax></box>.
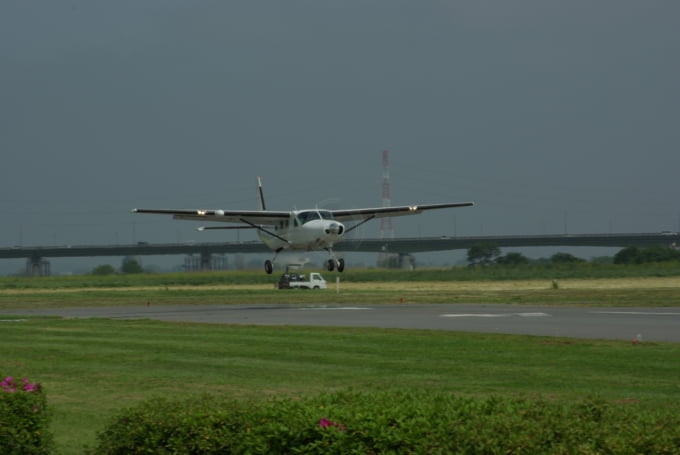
<box><xmin>2</xmin><ymin>304</ymin><xmax>679</xmax><ymax>342</ymax></box>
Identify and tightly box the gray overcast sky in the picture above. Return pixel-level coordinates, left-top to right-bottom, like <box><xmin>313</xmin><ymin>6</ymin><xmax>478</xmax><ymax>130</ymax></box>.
<box><xmin>1</xmin><ymin>1</ymin><xmax>679</xmax><ymax>268</ymax></box>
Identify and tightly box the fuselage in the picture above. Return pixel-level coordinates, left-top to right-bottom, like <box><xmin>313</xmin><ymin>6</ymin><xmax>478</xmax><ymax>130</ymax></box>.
<box><xmin>258</xmin><ymin>209</ymin><xmax>345</xmax><ymax>251</ymax></box>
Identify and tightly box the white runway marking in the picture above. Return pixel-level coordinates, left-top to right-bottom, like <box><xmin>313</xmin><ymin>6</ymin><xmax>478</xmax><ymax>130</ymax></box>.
<box><xmin>593</xmin><ymin>311</ymin><xmax>680</xmax><ymax>316</ymax></box>
<box><xmin>300</xmin><ymin>306</ymin><xmax>372</xmax><ymax>311</ymax></box>
<box><xmin>440</xmin><ymin>312</ymin><xmax>550</xmax><ymax>318</ymax></box>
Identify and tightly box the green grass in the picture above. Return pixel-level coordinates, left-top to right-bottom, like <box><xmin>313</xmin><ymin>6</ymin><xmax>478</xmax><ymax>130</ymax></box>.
<box><xmin>3</xmin><ymin>317</ymin><xmax>680</xmax><ymax>454</ymax></box>
<box><xmin>2</xmin><ymin>280</ymin><xmax>680</xmax><ymax>308</ymax></box>
<box><xmin>2</xmin><ymin>268</ymin><xmax>680</xmax><ymax>453</ymax></box>
<box><xmin>2</xmin><ymin>261</ymin><xmax>680</xmax><ymax>289</ymax></box>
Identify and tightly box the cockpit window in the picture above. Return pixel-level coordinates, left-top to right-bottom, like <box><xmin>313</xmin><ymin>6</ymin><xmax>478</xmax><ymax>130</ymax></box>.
<box><xmin>296</xmin><ymin>210</ymin><xmax>335</xmax><ymax>225</ymax></box>
<box><xmin>296</xmin><ymin>211</ymin><xmax>320</xmax><ymax>225</ymax></box>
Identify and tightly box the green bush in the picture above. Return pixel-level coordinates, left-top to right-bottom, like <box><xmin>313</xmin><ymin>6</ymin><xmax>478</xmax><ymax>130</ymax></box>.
<box><xmin>0</xmin><ymin>376</ymin><xmax>53</xmax><ymax>455</ymax></box>
<box><xmin>93</xmin><ymin>391</ymin><xmax>680</xmax><ymax>454</ymax></box>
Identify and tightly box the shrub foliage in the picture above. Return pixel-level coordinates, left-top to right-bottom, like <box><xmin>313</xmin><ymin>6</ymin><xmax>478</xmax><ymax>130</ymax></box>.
<box><xmin>92</xmin><ymin>391</ymin><xmax>680</xmax><ymax>455</ymax></box>
<box><xmin>0</xmin><ymin>377</ymin><xmax>53</xmax><ymax>455</ymax></box>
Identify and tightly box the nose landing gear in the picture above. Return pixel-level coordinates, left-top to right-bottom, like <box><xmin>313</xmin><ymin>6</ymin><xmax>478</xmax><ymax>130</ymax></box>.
<box><xmin>325</xmin><ymin>248</ymin><xmax>345</xmax><ymax>272</ymax></box>
<box><xmin>326</xmin><ymin>258</ymin><xmax>345</xmax><ymax>272</ymax></box>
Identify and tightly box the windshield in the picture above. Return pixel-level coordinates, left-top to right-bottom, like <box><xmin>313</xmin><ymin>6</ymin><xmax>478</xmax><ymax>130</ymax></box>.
<box><xmin>296</xmin><ymin>210</ymin><xmax>320</xmax><ymax>225</ymax></box>
<box><xmin>296</xmin><ymin>210</ymin><xmax>335</xmax><ymax>225</ymax></box>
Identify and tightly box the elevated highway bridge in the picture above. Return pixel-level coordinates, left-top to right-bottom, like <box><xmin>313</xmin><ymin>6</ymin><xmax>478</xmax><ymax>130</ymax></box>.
<box><xmin>1</xmin><ymin>232</ymin><xmax>678</xmax><ymax>275</ymax></box>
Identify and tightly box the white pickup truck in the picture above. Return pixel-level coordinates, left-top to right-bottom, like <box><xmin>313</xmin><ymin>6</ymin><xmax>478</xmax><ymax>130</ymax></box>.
<box><xmin>277</xmin><ymin>272</ymin><xmax>328</xmax><ymax>290</ymax></box>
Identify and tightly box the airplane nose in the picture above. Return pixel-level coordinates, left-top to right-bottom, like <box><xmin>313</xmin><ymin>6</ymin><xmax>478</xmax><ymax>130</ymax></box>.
<box><xmin>326</xmin><ymin>222</ymin><xmax>344</xmax><ymax>236</ymax></box>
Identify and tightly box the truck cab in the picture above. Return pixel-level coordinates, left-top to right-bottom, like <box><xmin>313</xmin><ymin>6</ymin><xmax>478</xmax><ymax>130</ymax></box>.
<box><xmin>277</xmin><ymin>272</ymin><xmax>327</xmax><ymax>290</ymax></box>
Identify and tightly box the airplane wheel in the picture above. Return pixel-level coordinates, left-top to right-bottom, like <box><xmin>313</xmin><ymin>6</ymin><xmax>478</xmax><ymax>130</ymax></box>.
<box><xmin>264</xmin><ymin>260</ymin><xmax>273</xmax><ymax>274</ymax></box>
<box><xmin>327</xmin><ymin>259</ymin><xmax>335</xmax><ymax>272</ymax></box>
<box><xmin>337</xmin><ymin>258</ymin><xmax>345</xmax><ymax>272</ymax></box>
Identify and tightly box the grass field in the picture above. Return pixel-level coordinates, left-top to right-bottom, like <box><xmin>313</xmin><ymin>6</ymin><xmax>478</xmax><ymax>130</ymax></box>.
<box><xmin>2</xmin><ymin>271</ymin><xmax>680</xmax><ymax>453</ymax></box>
<box><xmin>2</xmin><ymin>275</ymin><xmax>680</xmax><ymax>308</ymax></box>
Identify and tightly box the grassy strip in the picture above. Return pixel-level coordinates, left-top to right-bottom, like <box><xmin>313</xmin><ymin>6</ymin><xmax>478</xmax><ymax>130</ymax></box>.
<box><xmin>2</xmin><ymin>277</ymin><xmax>680</xmax><ymax>308</ymax></box>
<box><xmin>3</xmin><ymin>271</ymin><xmax>679</xmax><ymax>453</ymax></box>
<box><xmin>2</xmin><ymin>262</ymin><xmax>680</xmax><ymax>290</ymax></box>
<box><xmin>3</xmin><ymin>317</ymin><xmax>680</xmax><ymax>454</ymax></box>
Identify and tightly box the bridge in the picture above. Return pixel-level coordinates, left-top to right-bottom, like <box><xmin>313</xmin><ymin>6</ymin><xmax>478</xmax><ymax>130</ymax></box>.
<box><xmin>1</xmin><ymin>232</ymin><xmax>678</xmax><ymax>276</ymax></box>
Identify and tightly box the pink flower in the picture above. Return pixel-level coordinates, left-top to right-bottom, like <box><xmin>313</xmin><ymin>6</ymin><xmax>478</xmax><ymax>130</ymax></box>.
<box><xmin>2</xmin><ymin>376</ymin><xmax>17</xmax><ymax>392</ymax></box>
<box><xmin>319</xmin><ymin>418</ymin><xmax>345</xmax><ymax>431</ymax></box>
<box><xmin>23</xmin><ymin>382</ymin><xmax>41</xmax><ymax>392</ymax></box>
<box><xmin>2</xmin><ymin>376</ymin><xmax>40</xmax><ymax>393</ymax></box>
<box><xmin>319</xmin><ymin>418</ymin><xmax>332</xmax><ymax>428</ymax></box>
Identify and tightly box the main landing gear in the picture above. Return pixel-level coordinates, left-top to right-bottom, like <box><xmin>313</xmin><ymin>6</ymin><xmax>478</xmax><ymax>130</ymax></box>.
<box><xmin>264</xmin><ymin>248</ymin><xmax>284</xmax><ymax>274</ymax></box>
<box><xmin>263</xmin><ymin>251</ymin><xmax>345</xmax><ymax>274</ymax></box>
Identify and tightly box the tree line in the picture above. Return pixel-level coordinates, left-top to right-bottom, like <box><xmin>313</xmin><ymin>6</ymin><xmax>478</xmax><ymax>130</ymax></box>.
<box><xmin>91</xmin><ymin>245</ymin><xmax>680</xmax><ymax>275</ymax></box>
<box><xmin>467</xmin><ymin>243</ymin><xmax>680</xmax><ymax>267</ymax></box>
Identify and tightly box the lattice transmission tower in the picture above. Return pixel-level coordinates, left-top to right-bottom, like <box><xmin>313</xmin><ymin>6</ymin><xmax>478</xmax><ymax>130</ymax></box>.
<box><xmin>380</xmin><ymin>150</ymin><xmax>394</xmax><ymax>240</ymax></box>
<box><xmin>378</xmin><ymin>150</ymin><xmax>397</xmax><ymax>266</ymax></box>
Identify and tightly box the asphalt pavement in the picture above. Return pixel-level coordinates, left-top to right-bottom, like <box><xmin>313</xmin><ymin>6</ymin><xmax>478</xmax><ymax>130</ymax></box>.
<box><xmin>2</xmin><ymin>303</ymin><xmax>679</xmax><ymax>342</ymax></box>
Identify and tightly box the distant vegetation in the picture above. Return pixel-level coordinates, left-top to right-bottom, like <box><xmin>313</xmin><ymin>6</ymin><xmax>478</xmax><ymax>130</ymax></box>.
<box><xmin>466</xmin><ymin>243</ymin><xmax>679</xmax><ymax>267</ymax></box>
<box><xmin>613</xmin><ymin>245</ymin><xmax>680</xmax><ymax>264</ymax></box>
<box><xmin>80</xmin><ymin>245</ymin><xmax>680</xmax><ymax>278</ymax></box>
<box><xmin>1</xmin><ymin>258</ymin><xmax>679</xmax><ymax>294</ymax></box>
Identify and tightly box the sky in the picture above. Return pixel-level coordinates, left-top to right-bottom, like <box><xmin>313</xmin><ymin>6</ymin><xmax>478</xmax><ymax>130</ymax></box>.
<box><xmin>1</xmin><ymin>1</ymin><xmax>679</xmax><ymax>272</ymax></box>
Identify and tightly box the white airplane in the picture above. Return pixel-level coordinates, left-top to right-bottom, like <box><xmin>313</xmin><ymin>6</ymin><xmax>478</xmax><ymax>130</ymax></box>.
<box><xmin>132</xmin><ymin>178</ymin><xmax>473</xmax><ymax>274</ymax></box>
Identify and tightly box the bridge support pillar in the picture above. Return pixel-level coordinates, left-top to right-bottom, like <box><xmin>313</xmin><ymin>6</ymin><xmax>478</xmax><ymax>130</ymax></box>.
<box><xmin>26</xmin><ymin>257</ymin><xmax>50</xmax><ymax>276</ymax></box>
<box><xmin>184</xmin><ymin>253</ymin><xmax>228</xmax><ymax>271</ymax></box>
<box><xmin>399</xmin><ymin>253</ymin><xmax>415</xmax><ymax>270</ymax></box>
<box><xmin>200</xmin><ymin>252</ymin><xmax>212</xmax><ymax>270</ymax></box>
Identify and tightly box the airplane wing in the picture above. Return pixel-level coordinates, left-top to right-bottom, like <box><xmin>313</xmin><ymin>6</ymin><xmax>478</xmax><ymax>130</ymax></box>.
<box><xmin>331</xmin><ymin>202</ymin><xmax>474</xmax><ymax>222</ymax></box>
<box><xmin>131</xmin><ymin>208</ymin><xmax>290</xmax><ymax>226</ymax></box>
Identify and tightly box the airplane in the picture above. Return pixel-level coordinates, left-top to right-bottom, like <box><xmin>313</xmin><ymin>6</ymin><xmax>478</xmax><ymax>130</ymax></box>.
<box><xmin>132</xmin><ymin>177</ymin><xmax>473</xmax><ymax>274</ymax></box>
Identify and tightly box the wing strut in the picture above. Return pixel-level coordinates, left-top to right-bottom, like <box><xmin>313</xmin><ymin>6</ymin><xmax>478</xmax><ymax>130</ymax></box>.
<box><xmin>344</xmin><ymin>215</ymin><xmax>376</xmax><ymax>234</ymax></box>
<box><xmin>197</xmin><ymin>226</ymin><xmax>257</xmax><ymax>231</ymax></box>
<box><xmin>239</xmin><ymin>218</ymin><xmax>290</xmax><ymax>244</ymax></box>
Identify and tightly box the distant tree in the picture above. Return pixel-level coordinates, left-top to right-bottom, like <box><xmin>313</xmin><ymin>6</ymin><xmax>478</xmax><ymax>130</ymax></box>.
<box><xmin>639</xmin><ymin>246</ymin><xmax>680</xmax><ymax>263</ymax></box>
<box><xmin>550</xmin><ymin>252</ymin><xmax>585</xmax><ymax>264</ymax></box>
<box><xmin>467</xmin><ymin>243</ymin><xmax>501</xmax><ymax>266</ymax></box>
<box><xmin>121</xmin><ymin>258</ymin><xmax>144</xmax><ymax>274</ymax></box>
<box><xmin>92</xmin><ymin>264</ymin><xmax>116</xmax><ymax>276</ymax></box>
<box><xmin>496</xmin><ymin>252</ymin><xmax>530</xmax><ymax>266</ymax></box>
<box><xmin>590</xmin><ymin>256</ymin><xmax>614</xmax><ymax>264</ymax></box>
<box><xmin>613</xmin><ymin>246</ymin><xmax>641</xmax><ymax>265</ymax></box>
